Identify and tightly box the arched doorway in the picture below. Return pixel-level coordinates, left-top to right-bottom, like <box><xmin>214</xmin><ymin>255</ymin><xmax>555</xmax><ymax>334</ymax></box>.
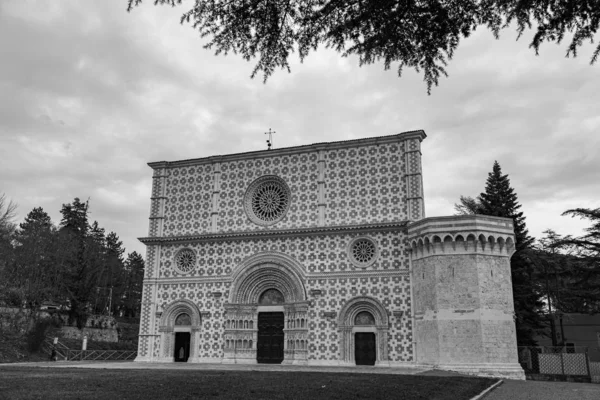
<box><xmin>158</xmin><ymin>299</ymin><xmax>202</xmax><ymax>362</ymax></box>
<box><xmin>338</xmin><ymin>296</ymin><xmax>389</xmax><ymax>366</ymax></box>
<box><xmin>224</xmin><ymin>252</ymin><xmax>308</xmax><ymax>365</ymax></box>
<box><xmin>354</xmin><ymin>311</ymin><xmax>376</xmax><ymax>365</ymax></box>
<box><xmin>257</xmin><ymin>289</ymin><xmax>285</xmax><ymax>364</ymax></box>
<box><xmin>174</xmin><ymin>313</ymin><xmax>191</xmax><ymax>362</ymax></box>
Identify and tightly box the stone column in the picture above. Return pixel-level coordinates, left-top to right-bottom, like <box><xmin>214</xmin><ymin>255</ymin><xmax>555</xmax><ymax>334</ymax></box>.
<box><xmin>317</xmin><ymin>150</ymin><xmax>326</xmax><ymax>225</ymax></box>
<box><xmin>403</xmin><ymin>132</ymin><xmax>426</xmax><ymax>221</ymax></box>
<box><xmin>408</xmin><ymin>215</ymin><xmax>525</xmax><ymax>379</ymax></box>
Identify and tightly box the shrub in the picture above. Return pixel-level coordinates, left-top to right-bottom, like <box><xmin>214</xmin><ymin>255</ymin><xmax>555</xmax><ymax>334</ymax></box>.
<box><xmin>4</xmin><ymin>288</ymin><xmax>24</xmax><ymax>307</ymax></box>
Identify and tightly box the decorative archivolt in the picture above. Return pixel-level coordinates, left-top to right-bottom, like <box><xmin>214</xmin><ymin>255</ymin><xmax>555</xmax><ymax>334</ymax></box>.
<box><xmin>229</xmin><ymin>252</ymin><xmax>307</xmax><ymax>304</ymax></box>
<box><xmin>409</xmin><ymin>232</ymin><xmax>515</xmax><ymax>258</ymax></box>
<box><xmin>159</xmin><ymin>299</ymin><xmax>202</xmax><ymax>330</ymax></box>
<box><xmin>338</xmin><ymin>296</ymin><xmax>389</xmax><ymax>328</ymax></box>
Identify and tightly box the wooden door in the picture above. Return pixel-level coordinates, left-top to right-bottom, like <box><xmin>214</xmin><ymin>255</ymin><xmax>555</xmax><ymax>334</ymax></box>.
<box><xmin>257</xmin><ymin>312</ymin><xmax>284</xmax><ymax>364</ymax></box>
<box><xmin>355</xmin><ymin>332</ymin><xmax>376</xmax><ymax>366</ymax></box>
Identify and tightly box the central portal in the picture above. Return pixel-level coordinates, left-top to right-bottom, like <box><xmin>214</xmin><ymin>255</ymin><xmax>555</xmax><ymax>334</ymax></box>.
<box><xmin>257</xmin><ymin>312</ymin><xmax>284</xmax><ymax>364</ymax></box>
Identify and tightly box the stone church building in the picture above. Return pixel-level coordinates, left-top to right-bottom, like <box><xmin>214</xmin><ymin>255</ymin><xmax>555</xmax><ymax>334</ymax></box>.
<box><xmin>135</xmin><ymin>130</ymin><xmax>525</xmax><ymax>379</ymax></box>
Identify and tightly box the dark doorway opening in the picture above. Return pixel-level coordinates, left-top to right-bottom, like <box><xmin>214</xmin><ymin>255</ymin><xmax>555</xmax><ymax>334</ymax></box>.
<box><xmin>355</xmin><ymin>332</ymin><xmax>376</xmax><ymax>365</ymax></box>
<box><xmin>174</xmin><ymin>332</ymin><xmax>190</xmax><ymax>362</ymax></box>
<box><xmin>257</xmin><ymin>312</ymin><xmax>284</xmax><ymax>364</ymax></box>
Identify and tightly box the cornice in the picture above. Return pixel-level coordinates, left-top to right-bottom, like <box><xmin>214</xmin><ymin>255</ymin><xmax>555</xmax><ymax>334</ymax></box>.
<box><xmin>407</xmin><ymin>215</ymin><xmax>515</xmax><ymax>237</ymax></box>
<box><xmin>306</xmin><ymin>270</ymin><xmax>410</xmax><ymax>279</ymax></box>
<box><xmin>147</xmin><ymin>130</ymin><xmax>426</xmax><ymax>169</ymax></box>
<box><xmin>138</xmin><ymin>221</ymin><xmax>410</xmax><ymax>245</ymax></box>
<box><xmin>145</xmin><ymin>269</ymin><xmax>410</xmax><ymax>285</ymax></box>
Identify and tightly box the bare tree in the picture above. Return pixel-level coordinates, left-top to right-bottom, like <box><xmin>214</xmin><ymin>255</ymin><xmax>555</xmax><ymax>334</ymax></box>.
<box><xmin>0</xmin><ymin>193</ymin><xmax>18</xmax><ymax>237</ymax></box>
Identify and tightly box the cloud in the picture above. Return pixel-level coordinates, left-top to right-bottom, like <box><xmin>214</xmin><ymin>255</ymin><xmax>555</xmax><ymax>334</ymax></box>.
<box><xmin>0</xmin><ymin>0</ymin><xmax>598</xmax><ymax>257</ymax></box>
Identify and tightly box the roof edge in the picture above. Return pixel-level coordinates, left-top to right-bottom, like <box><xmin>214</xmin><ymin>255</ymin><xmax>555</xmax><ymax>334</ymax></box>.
<box><xmin>148</xmin><ymin>129</ymin><xmax>426</xmax><ymax>169</ymax></box>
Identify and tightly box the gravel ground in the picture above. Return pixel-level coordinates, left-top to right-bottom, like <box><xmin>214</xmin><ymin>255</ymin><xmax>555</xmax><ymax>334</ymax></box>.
<box><xmin>485</xmin><ymin>379</ymin><xmax>600</xmax><ymax>400</ymax></box>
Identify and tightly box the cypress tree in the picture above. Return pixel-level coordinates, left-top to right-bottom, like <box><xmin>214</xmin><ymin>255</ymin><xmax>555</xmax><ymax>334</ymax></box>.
<box><xmin>479</xmin><ymin>161</ymin><xmax>543</xmax><ymax>345</ymax></box>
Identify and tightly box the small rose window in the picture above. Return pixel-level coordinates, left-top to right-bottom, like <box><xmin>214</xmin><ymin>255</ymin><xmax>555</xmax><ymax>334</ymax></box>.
<box><xmin>348</xmin><ymin>237</ymin><xmax>378</xmax><ymax>268</ymax></box>
<box><xmin>174</xmin><ymin>249</ymin><xmax>196</xmax><ymax>274</ymax></box>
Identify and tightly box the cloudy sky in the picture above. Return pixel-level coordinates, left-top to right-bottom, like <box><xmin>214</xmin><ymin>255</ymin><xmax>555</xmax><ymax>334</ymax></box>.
<box><xmin>1</xmin><ymin>0</ymin><xmax>598</xmax><ymax>258</ymax></box>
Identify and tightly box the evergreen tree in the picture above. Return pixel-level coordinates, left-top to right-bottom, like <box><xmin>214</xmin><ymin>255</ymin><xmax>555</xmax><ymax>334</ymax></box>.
<box><xmin>479</xmin><ymin>161</ymin><xmax>535</xmax><ymax>250</ymax></box>
<box><xmin>122</xmin><ymin>251</ymin><xmax>145</xmax><ymax>318</ymax></box>
<box><xmin>478</xmin><ymin>161</ymin><xmax>543</xmax><ymax>345</ymax></box>
<box><xmin>8</xmin><ymin>208</ymin><xmax>62</xmax><ymax>312</ymax></box>
<box><xmin>59</xmin><ymin>198</ymin><xmax>101</xmax><ymax>327</ymax></box>
<box><xmin>88</xmin><ymin>221</ymin><xmax>107</xmax><ymax>314</ymax></box>
<box><xmin>103</xmin><ymin>232</ymin><xmax>126</xmax><ymax>316</ymax></box>
<box><xmin>553</xmin><ymin>208</ymin><xmax>600</xmax><ymax>312</ymax></box>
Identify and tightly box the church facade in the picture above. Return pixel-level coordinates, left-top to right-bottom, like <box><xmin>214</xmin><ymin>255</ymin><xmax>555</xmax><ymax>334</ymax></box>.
<box><xmin>135</xmin><ymin>130</ymin><xmax>525</xmax><ymax>379</ymax></box>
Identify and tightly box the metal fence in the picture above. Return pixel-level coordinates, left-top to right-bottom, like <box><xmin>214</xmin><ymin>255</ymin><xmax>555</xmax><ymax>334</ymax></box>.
<box><xmin>518</xmin><ymin>346</ymin><xmax>592</xmax><ymax>379</ymax></box>
<box><xmin>42</xmin><ymin>336</ymin><xmax>137</xmax><ymax>362</ymax></box>
<box><xmin>65</xmin><ymin>349</ymin><xmax>137</xmax><ymax>361</ymax></box>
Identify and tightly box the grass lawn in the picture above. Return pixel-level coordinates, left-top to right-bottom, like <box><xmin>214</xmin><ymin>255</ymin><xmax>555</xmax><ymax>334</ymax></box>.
<box><xmin>0</xmin><ymin>367</ymin><xmax>496</xmax><ymax>400</ymax></box>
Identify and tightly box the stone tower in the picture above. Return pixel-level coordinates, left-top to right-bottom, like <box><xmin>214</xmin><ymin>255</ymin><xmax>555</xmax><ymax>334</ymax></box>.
<box><xmin>408</xmin><ymin>215</ymin><xmax>525</xmax><ymax>379</ymax></box>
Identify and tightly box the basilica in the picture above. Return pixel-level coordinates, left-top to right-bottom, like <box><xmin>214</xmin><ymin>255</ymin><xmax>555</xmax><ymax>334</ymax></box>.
<box><xmin>135</xmin><ymin>130</ymin><xmax>525</xmax><ymax>379</ymax></box>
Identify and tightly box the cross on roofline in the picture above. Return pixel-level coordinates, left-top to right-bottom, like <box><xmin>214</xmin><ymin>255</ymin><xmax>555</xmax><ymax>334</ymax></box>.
<box><xmin>265</xmin><ymin>128</ymin><xmax>275</xmax><ymax>150</ymax></box>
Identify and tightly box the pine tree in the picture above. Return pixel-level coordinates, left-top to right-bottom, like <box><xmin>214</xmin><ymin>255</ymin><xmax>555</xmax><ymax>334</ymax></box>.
<box><xmin>103</xmin><ymin>232</ymin><xmax>126</xmax><ymax>316</ymax></box>
<box><xmin>59</xmin><ymin>198</ymin><xmax>100</xmax><ymax>327</ymax></box>
<box><xmin>9</xmin><ymin>208</ymin><xmax>61</xmax><ymax>312</ymax></box>
<box><xmin>478</xmin><ymin>161</ymin><xmax>543</xmax><ymax>345</ymax></box>
<box><xmin>479</xmin><ymin>161</ymin><xmax>535</xmax><ymax>250</ymax></box>
<box><xmin>122</xmin><ymin>251</ymin><xmax>145</xmax><ymax>318</ymax></box>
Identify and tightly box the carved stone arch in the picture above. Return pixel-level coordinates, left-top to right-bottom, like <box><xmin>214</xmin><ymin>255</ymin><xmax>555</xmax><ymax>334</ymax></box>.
<box><xmin>339</xmin><ymin>296</ymin><xmax>389</xmax><ymax>328</ymax></box>
<box><xmin>338</xmin><ymin>296</ymin><xmax>389</xmax><ymax>365</ymax></box>
<box><xmin>230</xmin><ymin>252</ymin><xmax>307</xmax><ymax>304</ymax></box>
<box><xmin>158</xmin><ymin>299</ymin><xmax>202</xmax><ymax>362</ymax></box>
<box><xmin>160</xmin><ymin>299</ymin><xmax>202</xmax><ymax>329</ymax></box>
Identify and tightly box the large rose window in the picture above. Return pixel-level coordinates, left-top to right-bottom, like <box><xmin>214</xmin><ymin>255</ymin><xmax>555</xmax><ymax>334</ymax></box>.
<box><xmin>244</xmin><ymin>175</ymin><xmax>291</xmax><ymax>226</ymax></box>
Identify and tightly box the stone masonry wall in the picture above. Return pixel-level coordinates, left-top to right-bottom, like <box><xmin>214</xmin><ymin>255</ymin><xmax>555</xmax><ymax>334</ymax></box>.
<box><xmin>413</xmin><ymin>253</ymin><xmax>518</xmax><ymax>366</ymax></box>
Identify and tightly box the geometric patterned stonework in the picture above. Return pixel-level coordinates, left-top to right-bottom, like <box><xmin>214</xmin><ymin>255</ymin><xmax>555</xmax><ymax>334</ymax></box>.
<box><xmin>136</xmin><ymin>130</ymin><xmax>523</xmax><ymax>379</ymax></box>
<box><xmin>153</xmin><ymin>134</ymin><xmax>425</xmax><ymax>239</ymax></box>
